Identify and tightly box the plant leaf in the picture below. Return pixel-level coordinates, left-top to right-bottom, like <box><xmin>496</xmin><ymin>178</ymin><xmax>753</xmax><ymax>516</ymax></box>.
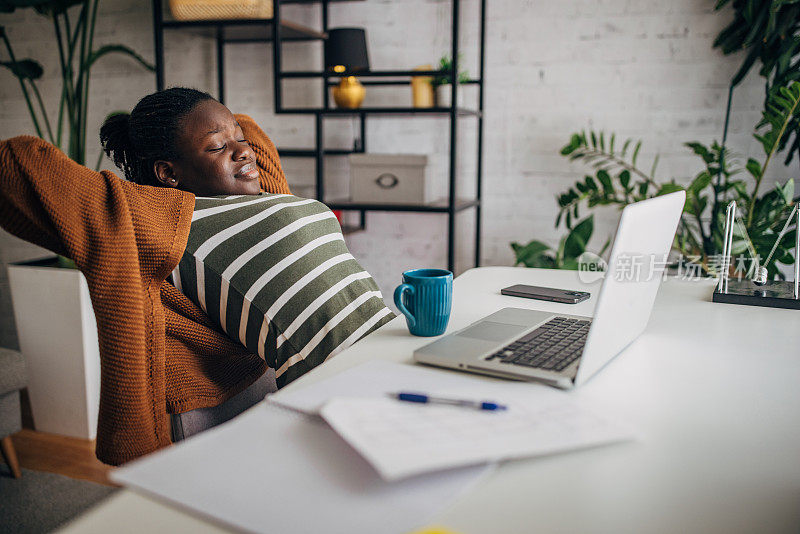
<box><xmin>85</xmin><ymin>44</ymin><xmax>156</xmax><ymax>72</ymax></box>
<box><xmin>656</xmin><ymin>183</ymin><xmax>685</xmax><ymax>196</ymax></box>
<box><xmin>0</xmin><ymin>0</ymin><xmax>54</xmax><ymax>14</ymax></box>
<box><xmin>564</xmin><ymin>215</ymin><xmax>594</xmax><ymax>260</ymax></box>
<box><xmin>32</xmin><ymin>0</ymin><xmax>83</xmax><ymax>16</ymax></box>
<box><xmin>650</xmin><ymin>153</ymin><xmax>659</xmax><ymax>178</ymax></box>
<box><xmin>776</xmin><ymin>179</ymin><xmax>795</xmax><ymax>205</ymax></box>
<box><xmin>783</xmin><ymin>179</ymin><xmax>795</xmax><ymax>204</ymax></box>
<box><xmin>755</xmin><ymin>81</ymin><xmax>800</xmax><ymax>157</ymax></box>
<box><xmin>685</xmin><ymin>141</ymin><xmax>714</xmax><ymax>164</ymax></box>
<box><xmin>687</xmin><ymin>171</ymin><xmax>712</xmax><ymax>196</ymax></box>
<box><xmin>632</xmin><ymin>140</ymin><xmax>642</xmax><ymax>167</ymax></box>
<box><xmin>0</xmin><ymin>58</ymin><xmax>43</xmax><ymax>79</ymax></box>
<box><xmin>596</xmin><ymin>169</ymin><xmax>613</xmax><ymax>194</ymax></box>
<box><xmin>560</xmin><ymin>133</ymin><xmax>581</xmax><ymax>155</ymax></box>
<box><xmin>511</xmin><ymin>240</ymin><xmax>552</xmax><ymax>267</ymax></box>
<box><xmin>619</xmin><ymin>169</ymin><xmax>631</xmax><ymax>189</ymax></box>
<box><xmin>745</xmin><ymin>157</ymin><xmax>762</xmax><ymax>179</ymax></box>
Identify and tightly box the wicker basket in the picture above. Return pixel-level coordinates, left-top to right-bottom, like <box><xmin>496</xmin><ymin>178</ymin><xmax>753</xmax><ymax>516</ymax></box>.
<box><xmin>169</xmin><ymin>0</ymin><xmax>273</xmax><ymax>21</ymax></box>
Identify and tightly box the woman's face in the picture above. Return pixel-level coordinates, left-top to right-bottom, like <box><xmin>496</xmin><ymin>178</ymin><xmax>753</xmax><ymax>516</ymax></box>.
<box><xmin>155</xmin><ymin>99</ymin><xmax>262</xmax><ymax>196</ymax></box>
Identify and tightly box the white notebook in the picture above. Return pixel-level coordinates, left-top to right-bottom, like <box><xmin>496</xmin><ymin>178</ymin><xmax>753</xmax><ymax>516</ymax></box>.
<box><xmin>272</xmin><ymin>360</ymin><xmax>636</xmax><ymax>481</ymax></box>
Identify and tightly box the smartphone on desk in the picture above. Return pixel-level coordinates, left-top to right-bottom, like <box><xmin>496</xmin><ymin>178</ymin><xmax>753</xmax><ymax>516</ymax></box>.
<box><xmin>500</xmin><ymin>284</ymin><xmax>590</xmax><ymax>304</ymax></box>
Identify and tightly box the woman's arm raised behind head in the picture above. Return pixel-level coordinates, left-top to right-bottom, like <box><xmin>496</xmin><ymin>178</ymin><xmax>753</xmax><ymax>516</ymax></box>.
<box><xmin>235</xmin><ymin>114</ymin><xmax>291</xmax><ymax>195</ymax></box>
<box><xmin>0</xmin><ymin>135</ymin><xmax>194</xmax><ymax>465</ymax></box>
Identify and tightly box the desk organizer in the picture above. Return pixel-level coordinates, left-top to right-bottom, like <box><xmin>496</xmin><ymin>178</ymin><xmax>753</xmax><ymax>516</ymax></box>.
<box><xmin>713</xmin><ymin>200</ymin><xmax>800</xmax><ymax>309</ymax></box>
<box><xmin>712</xmin><ymin>279</ymin><xmax>800</xmax><ymax>309</ymax></box>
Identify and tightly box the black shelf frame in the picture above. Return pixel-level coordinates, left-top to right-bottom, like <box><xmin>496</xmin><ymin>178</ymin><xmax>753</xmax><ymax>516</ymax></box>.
<box><xmin>326</xmin><ymin>198</ymin><xmax>480</xmax><ymax>213</ymax></box>
<box><xmin>151</xmin><ymin>0</ymin><xmax>486</xmax><ymax>272</ymax></box>
<box><xmin>277</xmin><ymin>107</ymin><xmax>481</xmax><ymax>117</ymax></box>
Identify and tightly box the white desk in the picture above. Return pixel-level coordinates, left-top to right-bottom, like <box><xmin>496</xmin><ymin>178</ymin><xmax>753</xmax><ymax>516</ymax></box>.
<box><xmin>61</xmin><ymin>267</ymin><xmax>800</xmax><ymax>533</ymax></box>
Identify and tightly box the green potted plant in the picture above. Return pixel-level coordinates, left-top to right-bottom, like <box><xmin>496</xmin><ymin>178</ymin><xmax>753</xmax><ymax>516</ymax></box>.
<box><xmin>526</xmin><ymin>82</ymin><xmax>797</xmax><ymax>278</ymax></box>
<box><xmin>513</xmin><ymin>0</ymin><xmax>800</xmax><ymax>281</ymax></box>
<box><xmin>1</xmin><ymin>0</ymin><xmax>154</xmax><ymax>439</ymax></box>
<box><xmin>513</xmin><ymin>80</ymin><xmax>799</xmax><ymax>278</ymax></box>
<box><xmin>1</xmin><ymin>0</ymin><xmax>154</xmax><ymax>167</ymax></box>
<box><xmin>431</xmin><ymin>54</ymin><xmax>469</xmax><ymax>108</ymax></box>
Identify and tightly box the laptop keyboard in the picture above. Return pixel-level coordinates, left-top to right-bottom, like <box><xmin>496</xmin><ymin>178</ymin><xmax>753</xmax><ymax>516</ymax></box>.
<box><xmin>485</xmin><ymin>317</ymin><xmax>591</xmax><ymax>372</ymax></box>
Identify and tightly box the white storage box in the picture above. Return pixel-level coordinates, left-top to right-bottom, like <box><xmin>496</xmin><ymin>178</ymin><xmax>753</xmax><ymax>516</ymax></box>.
<box><xmin>349</xmin><ymin>154</ymin><xmax>432</xmax><ymax>204</ymax></box>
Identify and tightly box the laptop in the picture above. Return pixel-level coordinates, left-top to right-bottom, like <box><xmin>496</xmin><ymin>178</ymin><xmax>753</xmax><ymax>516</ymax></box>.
<box><xmin>414</xmin><ymin>190</ymin><xmax>686</xmax><ymax>389</ymax></box>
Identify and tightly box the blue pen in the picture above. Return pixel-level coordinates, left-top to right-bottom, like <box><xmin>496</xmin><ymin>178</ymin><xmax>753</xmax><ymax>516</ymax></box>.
<box><xmin>392</xmin><ymin>392</ymin><xmax>507</xmax><ymax>411</ymax></box>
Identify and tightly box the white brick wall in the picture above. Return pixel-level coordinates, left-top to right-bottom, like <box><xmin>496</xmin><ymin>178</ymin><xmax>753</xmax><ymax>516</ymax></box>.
<box><xmin>0</xmin><ymin>0</ymin><xmax>773</xmax><ymax>347</ymax></box>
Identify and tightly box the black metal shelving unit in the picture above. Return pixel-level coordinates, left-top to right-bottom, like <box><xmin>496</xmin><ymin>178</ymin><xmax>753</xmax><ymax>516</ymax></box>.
<box><xmin>151</xmin><ymin>0</ymin><xmax>486</xmax><ymax>272</ymax></box>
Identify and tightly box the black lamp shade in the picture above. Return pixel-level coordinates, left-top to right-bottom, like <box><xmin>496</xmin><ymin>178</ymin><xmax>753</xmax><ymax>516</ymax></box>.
<box><xmin>325</xmin><ymin>28</ymin><xmax>370</xmax><ymax>72</ymax></box>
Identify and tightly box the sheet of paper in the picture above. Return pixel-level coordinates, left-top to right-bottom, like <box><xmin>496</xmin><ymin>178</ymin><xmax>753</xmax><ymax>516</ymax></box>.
<box><xmin>269</xmin><ymin>359</ymin><xmax>528</xmax><ymax>415</ymax></box>
<box><xmin>320</xmin><ymin>395</ymin><xmax>636</xmax><ymax>481</ymax></box>
<box><xmin>111</xmin><ymin>403</ymin><xmax>491</xmax><ymax>534</ymax></box>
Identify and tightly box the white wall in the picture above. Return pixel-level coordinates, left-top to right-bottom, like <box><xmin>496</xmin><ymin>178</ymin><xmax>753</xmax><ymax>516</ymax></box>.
<box><xmin>0</xmin><ymin>0</ymin><xmax>772</xmax><ymax>348</ymax></box>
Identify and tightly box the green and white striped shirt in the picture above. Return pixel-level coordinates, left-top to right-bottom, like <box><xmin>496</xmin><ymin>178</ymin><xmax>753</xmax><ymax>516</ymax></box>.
<box><xmin>171</xmin><ymin>193</ymin><xmax>394</xmax><ymax>386</ymax></box>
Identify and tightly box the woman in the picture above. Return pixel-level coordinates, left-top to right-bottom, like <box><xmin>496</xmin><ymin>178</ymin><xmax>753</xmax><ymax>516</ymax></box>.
<box><xmin>0</xmin><ymin>88</ymin><xmax>391</xmax><ymax>465</ymax></box>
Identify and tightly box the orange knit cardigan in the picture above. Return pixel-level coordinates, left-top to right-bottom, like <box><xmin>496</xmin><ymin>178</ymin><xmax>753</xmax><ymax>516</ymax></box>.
<box><xmin>0</xmin><ymin>115</ymin><xmax>291</xmax><ymax>465</ymax></box>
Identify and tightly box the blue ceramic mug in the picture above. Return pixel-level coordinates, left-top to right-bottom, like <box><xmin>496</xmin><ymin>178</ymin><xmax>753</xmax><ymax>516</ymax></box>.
<box><xmin>393</xmin><ymin>268</ymin><xmax>453</xmax><ymax>336</ymax></box>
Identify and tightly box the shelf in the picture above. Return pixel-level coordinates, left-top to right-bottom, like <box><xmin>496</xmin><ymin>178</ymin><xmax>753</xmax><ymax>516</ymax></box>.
<box><xmin>283</xmin><ymin>69</ymin><xmax>443</xmax><ymax>78</ymax></box>
<box><xmin>347</xmin><ymin>79</ymin><xmax>482</xmax><ymax>87</ymax></box>
<box><xmin>278</xmin><ymin>107</ymin><xmax>481</xmax><ymax>117</ymax></box>
<box><xmin>326</xmin><ymin>198</ymin><xmax>480</xmax><ymax>213</ymax></box>
<box><xmin>281</xmin><ymin>70</ymin><xmax>482</xmax><ymax>86</ymax></box>
<box><xmin>161</xmin><ymin>19</ymin><xmax>325</xmax><ymax>41</ymax></box>
<box><xmin>153</xmin><ymin>0</ymin><xmax>486</xmax><ymax>272</ymax></box>
<box><xmin>279</xmin><ymin>148</ymin><xmax>361</xmax><ymax>157</ymax></box>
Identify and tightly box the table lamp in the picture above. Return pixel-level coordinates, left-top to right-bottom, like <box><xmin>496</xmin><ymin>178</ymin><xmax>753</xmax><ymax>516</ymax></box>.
<box><xmin>325</xmin><ymin>28</ymin><xmax>370</xmax><ymax>109</ymax></box>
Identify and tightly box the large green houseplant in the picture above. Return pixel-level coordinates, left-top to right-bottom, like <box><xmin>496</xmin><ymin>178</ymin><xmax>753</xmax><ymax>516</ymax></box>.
<box><xmin>2</xmin><ymin>0</ymin><xmax>154</xmax><ymax>268</ymax></box>
<box><xmin>713</xmin><ymin>0</ymin><xmax>800</xmax><ymax>167</ymax></box>
<box><xmin>513</xmin><ymin>1</ymin><xmax>800</xmax><ymax>280</ymax></box>
<box><xmin>514</xmin><ymin>82</ymin><xmax>798</xmax><ymax>278</ymax></box>
<box><xmin>1</xmin><ymin>0</ymin><xmax>154</xmax><ymax>168</ymax></box>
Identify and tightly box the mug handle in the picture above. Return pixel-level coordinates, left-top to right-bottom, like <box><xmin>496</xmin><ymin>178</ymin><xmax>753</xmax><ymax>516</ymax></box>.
<box><xmin>393</xmin><ymin>283</ymin><xmax>416</xmax><ymax>329</ymax></box>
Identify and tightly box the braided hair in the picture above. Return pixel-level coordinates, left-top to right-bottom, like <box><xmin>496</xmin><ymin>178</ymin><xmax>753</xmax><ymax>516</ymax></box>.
<box><xmin>99</xmin><ymin>87</ymin><xmax>214</xmax><ymax>186</ymax></box>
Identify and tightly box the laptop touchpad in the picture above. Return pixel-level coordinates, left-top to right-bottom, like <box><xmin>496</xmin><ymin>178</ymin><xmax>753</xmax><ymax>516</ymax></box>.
<box><xmin>457</xmin><ymin>321</ymin><xmax>526</xmax><ymax>342</ymax></box>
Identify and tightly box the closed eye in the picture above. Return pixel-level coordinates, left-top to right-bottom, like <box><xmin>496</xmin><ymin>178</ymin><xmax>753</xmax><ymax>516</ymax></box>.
<box><xmin>209</xmin><ymin>144</ymin><xmax>226</xmax><ymax>152</ymax></box>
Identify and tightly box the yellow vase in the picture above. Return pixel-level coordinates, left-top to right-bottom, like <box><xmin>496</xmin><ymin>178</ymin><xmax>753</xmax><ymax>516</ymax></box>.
<box><xmin>333</xmin><ymin>76</ymin><xmax>366</xmax><ymax>109</ymax></box>
<box><xmin>411</xmin><ymin>64</ymin><xmax>434</xmax><ymax>108</ymax></box>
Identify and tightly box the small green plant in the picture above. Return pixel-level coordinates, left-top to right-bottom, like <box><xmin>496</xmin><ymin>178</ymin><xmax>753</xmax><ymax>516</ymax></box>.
<box><xmin>0</xmin><ymin>0</ymin><xmax>154</xmax><ymax>168</ymax></box>
<box><xmin>431</xmin><ymin>54</ymin><xmax>470</xmax><ymax>89</ymax></box>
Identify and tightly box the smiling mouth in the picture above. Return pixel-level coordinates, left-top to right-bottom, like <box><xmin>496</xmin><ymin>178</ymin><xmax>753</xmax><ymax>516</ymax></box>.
<box><xmin>236</xmin><ymin>163</ymin><xmax>259</xmax><ymax>181</ymax></box>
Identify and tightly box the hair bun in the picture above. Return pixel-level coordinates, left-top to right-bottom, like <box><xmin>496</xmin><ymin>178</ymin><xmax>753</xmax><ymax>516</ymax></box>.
<box><xmin>99</xmin><ymin>112</ymin><xmax>133</xmax><ymax>178</ymax></box>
